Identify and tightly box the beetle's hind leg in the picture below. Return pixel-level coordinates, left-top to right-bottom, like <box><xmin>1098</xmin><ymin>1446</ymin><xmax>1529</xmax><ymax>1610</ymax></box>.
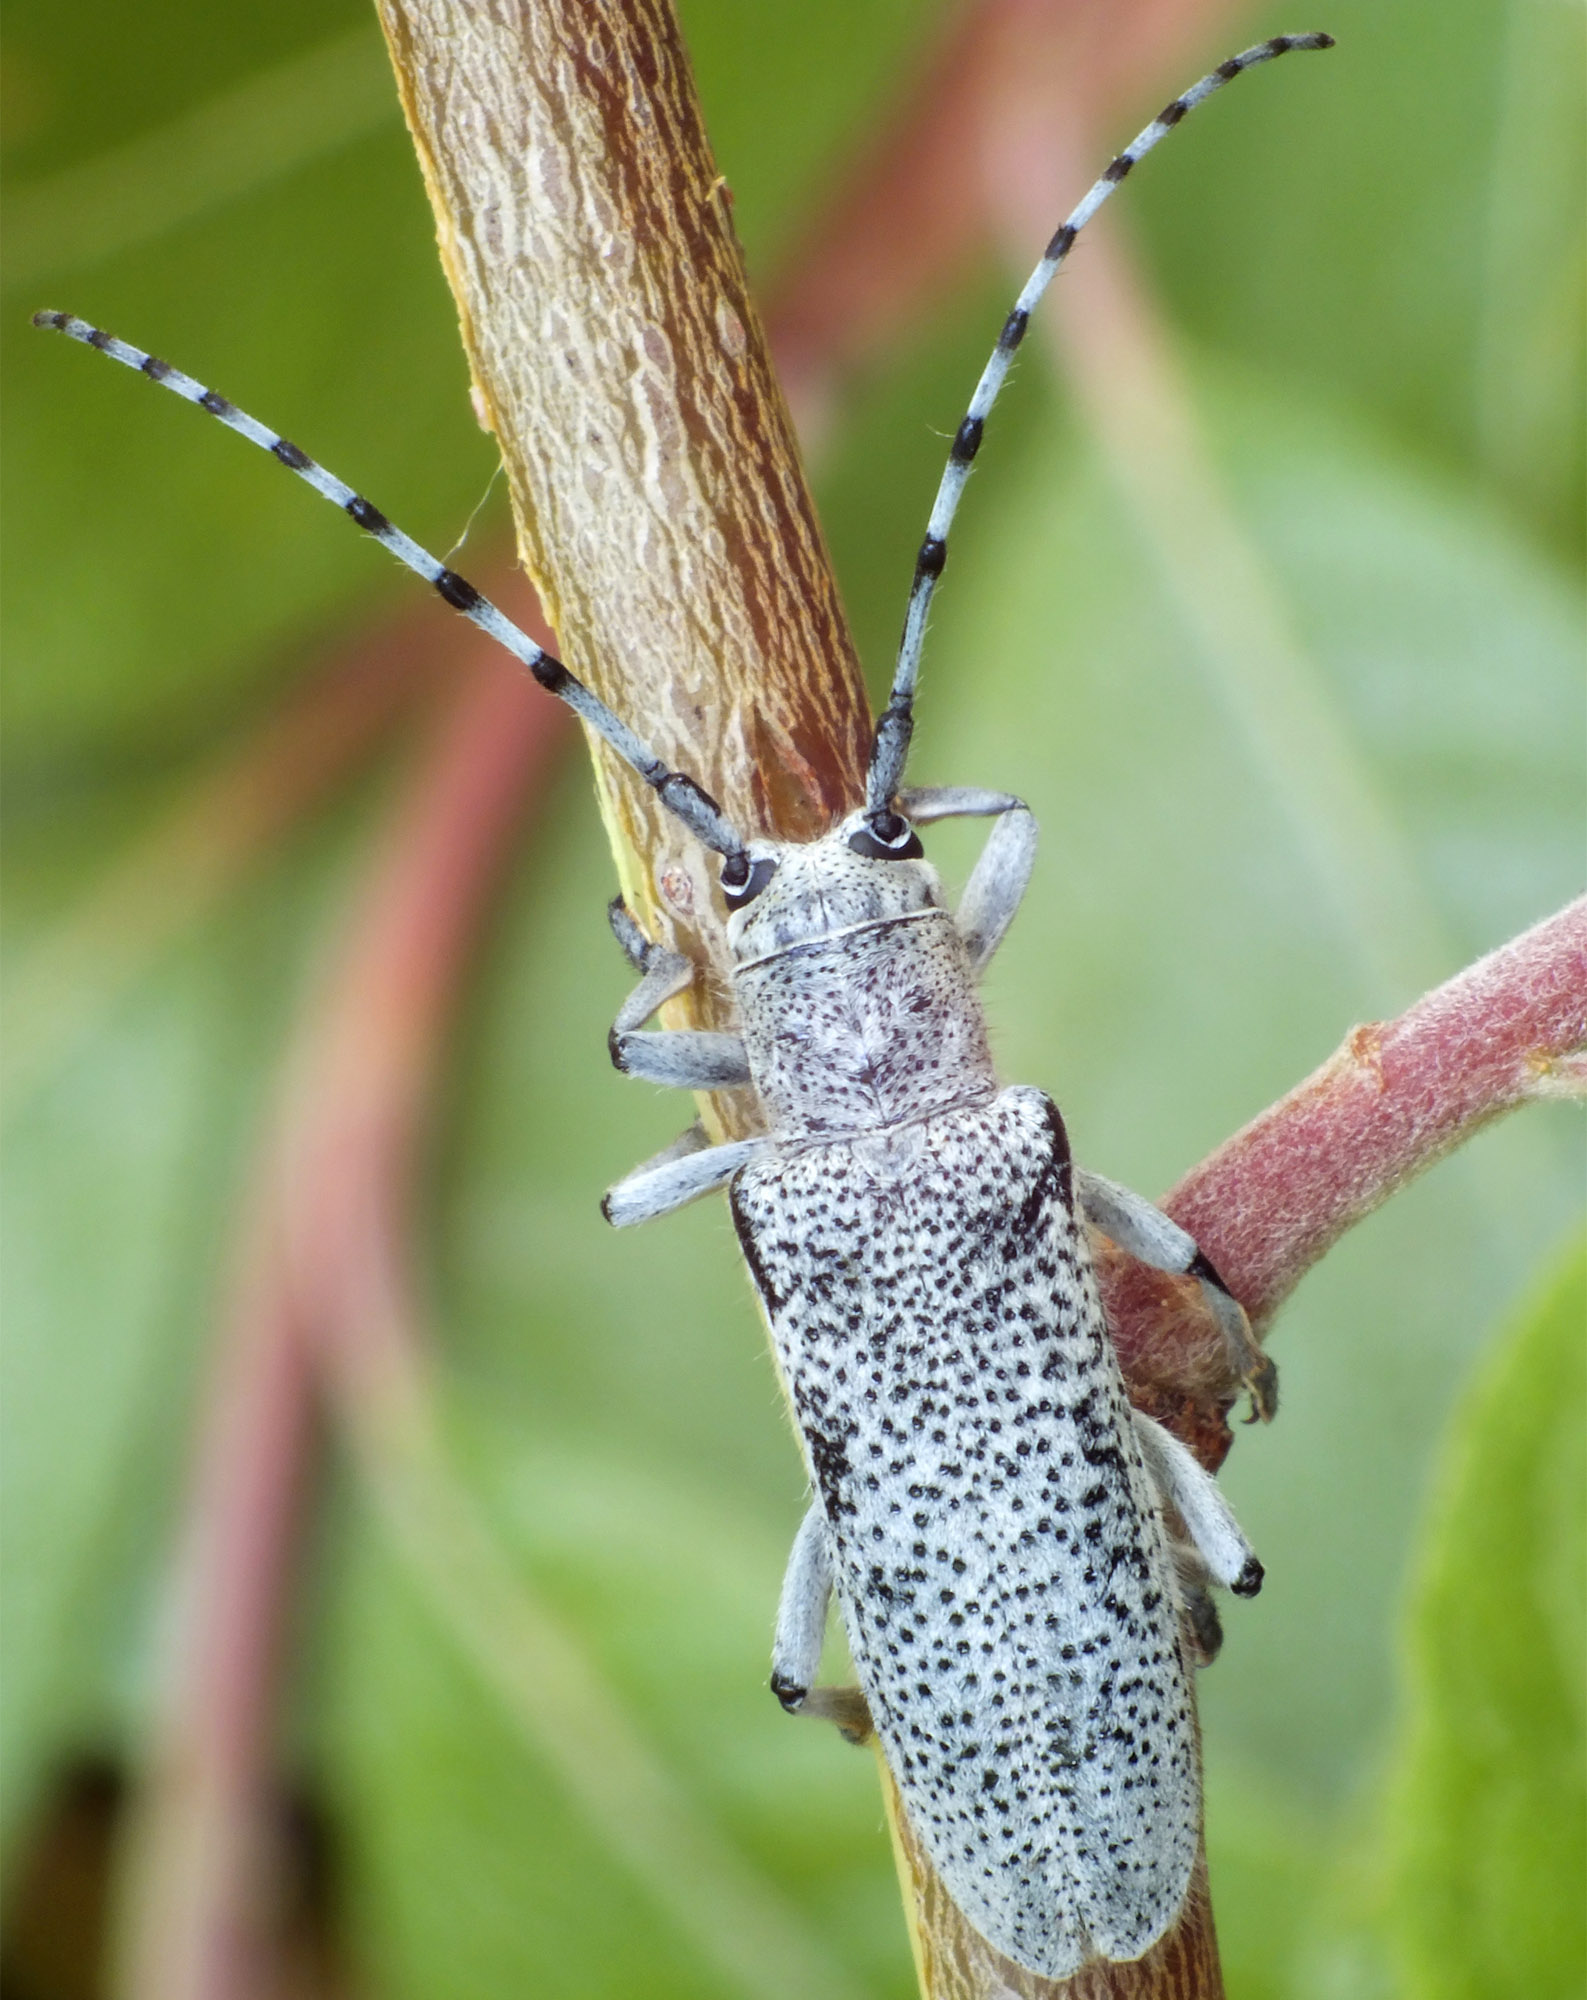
<box><xmin>606</xmin><ymin>896</ymin><xmax>751</xmax><ymax>1089</ymax></box>
<box><xmin>1132</xmin><ymin>1408</ymin><xmax>1263</xmax><ymax>1599</ymax></box>
<box><xmin>770</xmin><ymin>1502</ymin><xmax>830</xmax><ymax>1710</ymax></box>
<box><xmin>771</xmin><ymin>1502</ymin><xmax>872</xmax><ymax>1744</ymax></box>
<box><xmin>1075</xmin><ymin>1166</ymin><xmax>1277</xmax><ymax>1421</ymax></box>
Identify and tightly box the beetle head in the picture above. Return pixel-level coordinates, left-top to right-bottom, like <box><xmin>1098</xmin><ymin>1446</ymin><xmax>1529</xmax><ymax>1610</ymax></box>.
<box><xmin>722</xmin><ymin>807</ymin><xmax>943</xmax><ymax>963</ymax></box>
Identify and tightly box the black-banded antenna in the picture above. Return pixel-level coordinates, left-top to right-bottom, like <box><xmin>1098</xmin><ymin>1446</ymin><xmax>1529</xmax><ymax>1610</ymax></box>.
<box><xmin>33</xmin><ymin>310</ymin><xmax>749</xmax><ymax>864</ymax></box>
<box><xmin>867</xmin><ymin>32</ymin><xmax>1334</xmax><ymax>811</ymax></box>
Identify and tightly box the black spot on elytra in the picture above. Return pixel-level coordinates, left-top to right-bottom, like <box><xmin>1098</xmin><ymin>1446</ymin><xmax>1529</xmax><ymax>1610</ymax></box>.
<box><xmin>804</xmin><ymin>1420</ymin><xmax>856</xmax><ymax>1518</ymax></box>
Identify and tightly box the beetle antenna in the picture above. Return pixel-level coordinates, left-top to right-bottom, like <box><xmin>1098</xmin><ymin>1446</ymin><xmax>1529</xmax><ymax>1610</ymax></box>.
<box><xmin>866</xmin><ymin>31</ymin><xmax>1335</xmax><ymax>811</ymax></box>
<box><xmin>32</xmin><ymin>310</ymin><xmax>750</xmax><ymax>862</ymax></box>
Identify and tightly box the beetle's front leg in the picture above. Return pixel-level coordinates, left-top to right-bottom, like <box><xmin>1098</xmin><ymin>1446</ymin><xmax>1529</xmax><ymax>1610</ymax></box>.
<box><xmin>898</xmin><ymin>787</ymin><xmax>1039</xmax><ymax>975</ymax></box>
<box><xmin>601</xmin><ymin>1133</ymin><xmax>767</xmax><ymax>1228</ymax></box>
<box><xmin>606</xmin><ymin>897</ymin><xmax>751</xmax><ymax>1090</ymax></box>
<box><xmin>1075</xmin><ymin>1166</ymin><xmax>1278</xmax><ymax>1422</ymax></box>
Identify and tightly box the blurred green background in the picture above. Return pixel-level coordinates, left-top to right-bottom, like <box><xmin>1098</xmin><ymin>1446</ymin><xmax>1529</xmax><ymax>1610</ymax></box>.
<box><xmin>2</xmin><ymin>1</ymin><xmax>1582</xmax><ymax>1995</ymax></box>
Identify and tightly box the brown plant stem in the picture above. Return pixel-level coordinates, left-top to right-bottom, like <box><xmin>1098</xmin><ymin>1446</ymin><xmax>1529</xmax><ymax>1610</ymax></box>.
<box><xmin>375</xmin><ymin>17</ymin><xmax>1126</xmax><ymax>1994</ymax></box>
<box><xmin>371</xmin><ymin>3</ymin><xmax>1242</xmax><ymax>1996</ymax></box>
<box><xmin>377</xmin><ymin>0</ymin><xmax>872</xmax><ymax>1075</ymax></box>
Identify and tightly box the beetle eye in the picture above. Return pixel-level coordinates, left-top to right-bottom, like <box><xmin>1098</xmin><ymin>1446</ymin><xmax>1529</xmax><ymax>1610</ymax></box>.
<box><xmin>721</xmin><ymin>853</ymin><xmax>778</xmax><ymax>910</ymax></box>
<box><xmin>847</xmin><ymin>812</ymin><xmax>924</xmax><ymax>862</ymax></box>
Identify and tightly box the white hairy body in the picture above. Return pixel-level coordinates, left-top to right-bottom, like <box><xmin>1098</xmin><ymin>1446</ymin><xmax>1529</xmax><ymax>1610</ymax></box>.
<box><xmin>725</xmin><ymin>837</ymin><xmax>1198</xmax><ymax>1976</ymax></box>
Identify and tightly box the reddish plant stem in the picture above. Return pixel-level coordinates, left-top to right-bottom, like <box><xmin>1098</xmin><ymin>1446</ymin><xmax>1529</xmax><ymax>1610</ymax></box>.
<box><xmin>112</xmin><ymin>634</ymin><xmax>567</xmax><ymax>2000</ymax></box>
<box><xmin>1174</xmin><ymin>895</ymin><xmax>1587</xmax><ymax>1324</ymax></box>
<box><xmin>1101</xmin><ymin>897</ymin><xmax>1587</xmax><ymax>1398</ymax></box>
<box><xmin>110</xmin><ymin>1209</ymin><xmax>314</xmax><ymax>2000</ymax></box>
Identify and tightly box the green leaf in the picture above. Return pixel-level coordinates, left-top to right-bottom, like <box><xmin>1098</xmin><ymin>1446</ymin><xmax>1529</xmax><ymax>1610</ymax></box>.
<box><xmin>2</xmin><ymin>0</ymin><xmax>1581</xmax><ymax>1990</ymax></box>
<box><xmin>1384</xmin><ymin>1236</ymin><xmax>1586</xmax><ymax>2000</ymax></box>
<box><xmin>1141</xmin><ymin>0</ymin><xmax>1586</xmax><ymax>563</ymax></box>
<box><xmin>0</xmin><ymin>831</ymin><xmax>368</xmax><ymax>1836</ymax></box>
<box><xmin>1200</xmin><ymin>1764</ymin><xmax>1330</xmax><ymax>2000</ymax></box>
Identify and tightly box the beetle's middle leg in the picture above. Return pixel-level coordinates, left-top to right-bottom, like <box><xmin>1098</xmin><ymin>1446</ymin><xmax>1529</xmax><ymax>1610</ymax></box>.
<box><xmin>770</xmin><ymin>1501</ymin><xmax>831</xmax><ymax>1711</ymax></box>
<box><xmin>1075</xmin><ymin>1166</ymin><xmax>1278</xmax><ymax>1422</ymax></box>
<box><xmin>1131</xmin><ymin>1407</ymin><xmax>1263</xmax><ymax>1598</ymax></box>
<box><xmin>606</xmin><ymin>896</ymin><xmax>751</xmax><ymax>1089</ymax></box>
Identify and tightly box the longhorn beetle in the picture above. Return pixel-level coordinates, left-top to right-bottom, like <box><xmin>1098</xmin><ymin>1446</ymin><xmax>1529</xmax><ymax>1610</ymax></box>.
<box><xmin>38</xmin><ymin>32</ymin><xmax>1331</xmax><ymax>1979</ymax></box>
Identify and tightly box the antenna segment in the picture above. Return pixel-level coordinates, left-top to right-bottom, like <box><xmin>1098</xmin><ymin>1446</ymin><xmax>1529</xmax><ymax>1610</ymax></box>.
<box><xmin>866</xmin><ymin>32</ymin><xmax>1334</xmax><ymax>810</ymax></box>
<box><xmin>32</xmin><ymin>309</ymin><xmax>749</xmax><ymax>862</ymax></box>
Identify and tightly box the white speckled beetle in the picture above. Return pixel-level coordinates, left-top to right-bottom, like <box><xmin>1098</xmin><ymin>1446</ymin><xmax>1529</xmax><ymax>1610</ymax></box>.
<box><xmin>36</xmin><ymin>32</ymin><xmax>1332</xmax><ymax>1976</ymax></box>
